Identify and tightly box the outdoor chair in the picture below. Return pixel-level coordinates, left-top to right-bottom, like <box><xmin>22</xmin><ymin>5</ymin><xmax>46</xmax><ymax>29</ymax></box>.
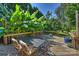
<box><xmin>19</xmin><ymin>40</ymin><xmax>37</xmax><ymax>56</ymax></box>
<box><xmin>11</xmin><ymin>38</ymin><xmax>22</xmax><ymax>51</ymax></box>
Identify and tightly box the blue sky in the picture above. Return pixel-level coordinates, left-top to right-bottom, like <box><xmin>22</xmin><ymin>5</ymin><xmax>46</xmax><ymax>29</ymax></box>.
<box><xmin>31</xmin><ymin>3</ymin><xmax>60</xmax><ymax>17</ymax></box>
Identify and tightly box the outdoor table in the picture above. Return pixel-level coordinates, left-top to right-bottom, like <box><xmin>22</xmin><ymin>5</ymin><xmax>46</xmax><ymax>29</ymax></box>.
<box><xmin>30</xmin><ymin>39</ymin><xmax>45</xmax><ymax>48</ymax></box>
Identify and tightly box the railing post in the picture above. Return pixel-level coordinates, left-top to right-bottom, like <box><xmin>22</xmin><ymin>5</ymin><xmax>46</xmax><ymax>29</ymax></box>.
<box><xmin>3</xmin><ymin>37</ymin><xmax>8</xmax><ymax>45</ymax></box>
<box><xmin>71</xmin><ymin>10</ymin><xmax>79</xmax><ymax>49</ymax></box>
<box><xmin>76</xmin><ymin>10</ymin><xmax>79</xmax><ymax>37</ymax></box>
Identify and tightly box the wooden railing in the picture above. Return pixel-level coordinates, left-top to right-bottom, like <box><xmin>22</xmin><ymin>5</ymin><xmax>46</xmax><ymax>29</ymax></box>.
<box><xmin>4</xmin><ymin>32</ymin><xmax>32</xmax><ymax>37</ymax></box>
<box><xmin>4</xmin><ymin>31</ymin><xmax>43</xmax><ymax>37</ymax></box>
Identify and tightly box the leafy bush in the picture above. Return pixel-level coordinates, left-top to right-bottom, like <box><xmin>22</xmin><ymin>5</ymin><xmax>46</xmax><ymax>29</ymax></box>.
<box><xmin>4</xmin><ymin>4</ymin><xmax>48</xmax><ymax>34</ymax></box>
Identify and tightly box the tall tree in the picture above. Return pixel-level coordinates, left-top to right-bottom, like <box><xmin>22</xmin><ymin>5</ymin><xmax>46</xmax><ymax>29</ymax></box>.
<box><xmin>61</xmin><ymin>4</ymin><xmax>79</xmax><ymax>31</ymax></box>
<box><xmin>46</xmin><ymin>10</ymin><xmax>52</xmax><ymax>19</ymax></box>
<box><xmin>55</xmin><ymin>4</ymin><xmax>75</xmax><ymax>32</ymax></box>
<box><xmin>32</xmin><ymin>7</ymin><xmax>43</xmax><ymax>18</ymax></box>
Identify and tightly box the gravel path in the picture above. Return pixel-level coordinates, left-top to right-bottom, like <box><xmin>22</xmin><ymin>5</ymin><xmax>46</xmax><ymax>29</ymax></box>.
<box><xmin>0</xmin><ymin>45</ymin><xmax>19</xmax><ymax>56</ymax></box>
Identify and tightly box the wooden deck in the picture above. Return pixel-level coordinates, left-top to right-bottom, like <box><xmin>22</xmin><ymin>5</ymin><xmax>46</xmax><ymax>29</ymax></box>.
<box><xmin>48</xmin><ymin>36</ymin><xmax>79</xmax><ymax>56</ymax></box>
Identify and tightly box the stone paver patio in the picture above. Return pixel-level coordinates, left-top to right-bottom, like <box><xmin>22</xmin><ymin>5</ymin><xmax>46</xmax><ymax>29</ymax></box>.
<box><xmin>0</xmin><ymin>45</ymin><xmax>19</xmax><ymax>56</ymax></box>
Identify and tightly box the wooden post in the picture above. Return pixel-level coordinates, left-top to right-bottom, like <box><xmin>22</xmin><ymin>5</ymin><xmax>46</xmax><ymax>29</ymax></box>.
<box><xmin>69</xmin><ymin>11</ymin><xmax>79</xmax><ymax>49</ymax></box>
<box><xmin>76</xmin><ymin>10</ymin><xmax>79</xmax><ymax>37</ymax></box>
<box><xmin>3</xmin><ymin>37</ymin><xmax>8</xmax><ymax>45</ymax></box>
<box><xmin>72</xmin><ymin>10</ymin><xmax>79</xmax><ymax>49</ymax></box>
